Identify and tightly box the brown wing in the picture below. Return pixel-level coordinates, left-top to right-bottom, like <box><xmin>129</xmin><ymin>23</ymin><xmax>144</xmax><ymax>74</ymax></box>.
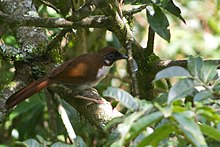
<box><xmin>49</xmin><ymin>54</ymin><xmax>103</xmax><ymax>85</ymax></box>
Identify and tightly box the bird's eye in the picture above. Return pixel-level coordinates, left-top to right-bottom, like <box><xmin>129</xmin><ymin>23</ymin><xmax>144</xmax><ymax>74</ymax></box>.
<box><xmin>107</xmin><ymin>53</ymin><xmax>115</xmax><ymax>59</ymax></box>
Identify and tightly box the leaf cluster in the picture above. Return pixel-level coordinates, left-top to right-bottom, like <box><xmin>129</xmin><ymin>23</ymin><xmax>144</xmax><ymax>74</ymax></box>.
<box><xmin>103</xmin><ymin>56</ymin><xmax>220</xmax><ymax>146</ymax></box>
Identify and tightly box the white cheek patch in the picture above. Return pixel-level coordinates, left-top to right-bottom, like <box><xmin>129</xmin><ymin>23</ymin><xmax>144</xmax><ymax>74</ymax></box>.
<box><xmin>104</xmin><ymin>59</ymin><xmax>111</xmax><ymax>65</ymax></box>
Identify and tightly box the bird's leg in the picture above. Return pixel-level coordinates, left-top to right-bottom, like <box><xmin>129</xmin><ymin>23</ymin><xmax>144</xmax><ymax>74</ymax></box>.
<box><xmin>74</xmin><ymin>95</ymin><xmax>104</xmax><ymax>104</ymax></box>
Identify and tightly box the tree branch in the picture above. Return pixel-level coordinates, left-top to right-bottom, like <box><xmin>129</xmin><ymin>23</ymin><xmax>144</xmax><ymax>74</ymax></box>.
<box><xmin>0</xmin><ymin>11</ymin><xmax>109</xmax><ymax>28</ymax></box>
<box><xmin>70</xmin><ymin>0</ymin><xmax>101</xmax><ymax>21</ymax></box>
<box><xmin>48</xmin><ymin>86</ymin><xmax>123</xmax><ymax>127</ymax></box>
<box><xmin>157</xmin><ymin>59</ymin><xmax>220</xmax><ymax>69</ymax></box>
<box><xmin>123</xmin><ymin>4</ymin><xmax>148</xmax><ymax>16</ymax></box>
<box><xmin>146</xmin><ymin>26</ymin><xmax>155</xmax><ymax>54</ymax></box>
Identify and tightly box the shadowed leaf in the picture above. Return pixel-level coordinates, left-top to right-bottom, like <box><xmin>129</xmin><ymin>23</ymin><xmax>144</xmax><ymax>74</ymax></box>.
<box><xmin>103</xmin><ymin>87</ymin><xmax>139</xmax><ymax>111</ymax></box>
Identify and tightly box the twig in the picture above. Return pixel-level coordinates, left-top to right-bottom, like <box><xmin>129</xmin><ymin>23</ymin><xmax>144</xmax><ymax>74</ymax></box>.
<box><xmin>69</xmin><ymin>0</ymin><xmax>101</xmax><ymax>21</ymax></box>
<box><xmin>157</xmin><ymin>59</ymin><xmax>220</xmax><ymax>69</ymax></box>
<box><xmin>44</xmin><ymin>89</ymin><xmax>58</xmax><ymax>140</ymax></box>
<box><xmin>123</xmin><ymin>4</ymin><xmax>148</xmax><ymax>16</ymax></box>
<box><xmin>39</xmin><ymin>0</ymin><xmax>61</xmax><ymax>14</ymax></box>
<box><xmin>70</xmin><ymin>0</ymin><xmax>76</xmax><ymax>15</ymax></box>
<box><xmin>74</xmin><ymin>95</ymin><xmax>102</xmax><ymax>103</ymax></box>
<box><xmin>146</xmin><ymin>26</ymin><xmax>155</xmax><ymax>54</ymax></box>
<box><xmin>46</xmin><ymin>28</ymin><xmax>71</xmax><ymax>53</ymax></box>
<box><xmin>115</xmin><ymin>3</ymin><xmax>140</xmax><ymax>96</ymax></box>
<box><xmin>127</xmin><ymin>41</ymin><xmax>139</xmax><ymax>96</ymax></box>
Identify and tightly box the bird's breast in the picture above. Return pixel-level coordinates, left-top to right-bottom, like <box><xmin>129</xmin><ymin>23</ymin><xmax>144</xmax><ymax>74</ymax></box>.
<box><xmin>78</xmin><ymin>65</ymin><xmax>112</xmax><ymax>89</ymax></box>
<box><xmin>63</xmin><ymin>65</ymin><xmax>112</xmax><ymax>91</ymax></box>
<box><xmin>96</xmin><ymin>65</ymin><xmax>111</xmax><ymax>80</ymax></box>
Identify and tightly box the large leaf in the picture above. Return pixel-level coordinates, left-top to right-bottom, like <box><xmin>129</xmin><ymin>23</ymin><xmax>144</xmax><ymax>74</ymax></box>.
<box><xmin>125</xmin><ymin>111</ymin><xmax>163</xmax><ymax>142</ymax></box>
<box><xmin>196</xmin><ymin>105</ymin><xmax>220</xmax><ymax>122</ymax></box>
<box><xmin>21</xmin><ymin>139</ymin><xmax>40</xmax><ymax>147</ymax></box>
<box><xmin>199</xmin><ymin>124</ymin><xmax>220</xmax><ymax>142</ymax></box>
<box><xmin>193</xmin><ymin>90</ymin><xmax>213</xmax><ymax>102</ymax></box>
<box><xmin>51</xmin><ymin>142</ymin><xmax>73</xmax><ymax>147</ymax></box>
<box><xmin>173</xmin><ymin>111</ymin><xmax>207</xmax><ymax>147</ymax></box>
<box><xmin>103</xmin><ymin>87</ymin><xmax>139</xmax><ymax>111</ymax></box>
<box><xmin>107</xmin><ymin>103</ymin><xmax>153</xmax><ymax>146</ymax></box>
<box><xmin>12</xmin><ymin>94</ymin><xmax>45</xmax><ymax>139</ymax></box>
<box><xmin>146</xmin><ymin>5</ymin><xmax>170</xmax><ymax>42</ymax></box>
<box><xmin>187</xmin><ymin>56</ymin><xmax>203</xmax><ymax>77</ymax></box>
<box><xmin>168</xmin><ymin>78</ymin><xmax>194</xmax><ymax>104</ymax></box>
<box><xmin>154</xmin><ymin>66</ymin><xmax>190</xmax><ymax>81</ymax></box>
<box><xmin>137</xmin><ymin>122</ymin><xmax>176</xmax><ymax>147</ymax></box>
<box><xmin>162</xmin><ymin>0</ymin><xmax>185</xmax><ymax>23</ymax></box>
<box><xmin>199</xmin><ymin>62</ymin><xmax>218</xmax><ymax>84</ymax></box>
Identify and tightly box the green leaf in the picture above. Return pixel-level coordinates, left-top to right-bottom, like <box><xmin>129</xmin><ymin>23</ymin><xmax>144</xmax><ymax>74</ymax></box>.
<box><xmin>194</xmin><ymin>90</ymin><xmax>213</xmax><ymax>102</ymax></box>
<box><xmin>51</xmin><ymin>142</ymin><xmax>73</xmax><ymax>147</ymax></box>
<box><xmin>12</xmin><ymin>94</ymin><xmax>45</xmax><ymax>139</ymax></box>
<box><xmin>196</xmin><ymin>105</ymin><xmax>220</xmax><ymax>122</ymax></box>
<box><xmin>146</xmin><ymin>5</ymin><xmax>170</xmax><ymax>42</ymax></box>
<box><xmin>103</xmin><ymin>87</ymin><xmax>139</xmax><ymax>111</ymax></box>
<box><xmin>154</xmin><ymin>66</ymin><xmax>190</xmax><ymax>81</ymax></box>
<box><xmin>168</xmin><ymin>79</ymin><xmax>195</xmax><ymax>104</ymax></box>
<box><xmin>105</xmin><ymin>103</ymin><xmax>153</xmax><ymax>146</ymax></box>
<box><xmin>199</xmin><ymin>124</ymin><xmax>220</xmax><ymax>141</ymax></box>
<box><xmin>22</xmin><ymin>139</ymin><xmax>40</xmax><ymax>147</ymax></box>
<box><xmin>173</xmin><ymin>111</ymin><xmax>207</xmax><ymax>147</ymax></box>
<box><xmin>137</xmin><ymin>122</ymin><xmax>176</xmax><ymax>147</ymax></box>
<box><xmin>187</xmin><ymin>56</ymin><xmax>203</xmax><ymax>77</ymax></box>
<box><xmin>162</xmin><ymin>0</ymin><xmax>186</xmax><ymax>23</ymax></box>
<box><xmin>125</xmin><ymin>111</ymin><xmax>163</xmax><ymax>142</ymax></box>
<box><xmin>199</xmin><ymin>62</ymin><xmax>218</xmax><ymax>84</ymax></box>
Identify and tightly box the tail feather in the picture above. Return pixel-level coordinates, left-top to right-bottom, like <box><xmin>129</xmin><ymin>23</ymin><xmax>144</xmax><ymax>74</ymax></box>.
<box><xmin>6</xmin><ymin>77</ymin><xmax>52</xmax><ymax>109</ymax></box>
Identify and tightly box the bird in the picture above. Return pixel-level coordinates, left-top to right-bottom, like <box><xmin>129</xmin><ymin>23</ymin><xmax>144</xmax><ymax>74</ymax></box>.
<box><xmin>6</xmin><ymin>47</ymin><xmax>127</xmax><ymax>109</ymax></box>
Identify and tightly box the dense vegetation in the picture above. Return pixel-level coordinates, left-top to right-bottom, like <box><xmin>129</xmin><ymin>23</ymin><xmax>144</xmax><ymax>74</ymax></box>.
<box><xmin>0</xmin><ymin>0</ymin><xmax>220</xmax><ymax>146</ymax></box>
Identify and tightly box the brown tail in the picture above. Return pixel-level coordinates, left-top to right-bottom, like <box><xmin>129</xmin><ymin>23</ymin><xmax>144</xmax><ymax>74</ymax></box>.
<box><xmin>6</xmin><ymin>77</ymin><xmax>52</xmax><ymax>109</ymax></box>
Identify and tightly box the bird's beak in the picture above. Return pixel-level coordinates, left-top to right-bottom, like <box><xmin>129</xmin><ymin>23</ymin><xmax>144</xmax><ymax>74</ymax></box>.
<box><xmin>118</xmin><ymin>54</ymin><xmax>128</xmax><ymax>60</ymax></box>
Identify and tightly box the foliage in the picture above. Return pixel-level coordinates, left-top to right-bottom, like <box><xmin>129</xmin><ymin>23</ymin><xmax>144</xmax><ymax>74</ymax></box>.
<box><xmin>103</xmin><ymin>56</ymin><xmax>220</xmax><ymax>146</ymax></box>
<box><xmin>154</xmin><ymin>1</ymin><xmax>220</xmax><ymax>59</ymax></box>
<box><xmin>0</xmin><ymin>0</ymin><xmax>220</xmax><ymax>147</ymax></box>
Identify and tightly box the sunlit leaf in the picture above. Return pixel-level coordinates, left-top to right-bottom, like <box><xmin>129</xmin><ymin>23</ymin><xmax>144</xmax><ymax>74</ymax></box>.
<box><xmin>154</xmin><ymin>66</ymin><xmax>190</xmax><ymax>81</ymax></box>
<box><xmin>146</xmin><ymin>5</ymin><xmax>170</xmax><ymax>42</ymax></box>
<box><xmin>196</xmin><ymin>105</ymin><xmax>220</xmax><ymax>122</ymax></box>
<box><xmin>137</xmin><ymin>122</ymin><xmax>176</xmax><ymax>147</ymax></box>
<box><xmin>103</xmin><ymin>87</ymin><xmax>139</xmax><ymax>111</ymax></box>
<box><xmin>199</xmin><ymin>62</ymin><xmax>218</xmax><ymax>84</ymax></box>
<box><xmin>173</xmin><ymin>111</ymin><xmax>207</xmax><ymax>147</ymax></box>
<box><xmin>187</xmin><ymin>56</ymin><xmax>203</xmax><ymax>77</ymax></box>
<box><xmin>168</xmin><ymin>78</ymin><xmax>195</xmax><ymax>104</ymax></box>
<box><xmin>106</xmin><ymin>103</ymin><xmax>153</xmax><ymax>146</ymax></box>
<box><xmin>199</xmin><ymin>124</ymin><xmax>220</xmax><ymax>142</ymax></box>
<box><xmin>51</xmin><ymin>142</ymin><xmax>73</xmax><ymax>147</ymax></box>
<box><xmin>22</xmin><ymin>139</ymin><xmax>40</xmax><ymax>147</ymax></box>
<box><xmin>194</xmin><ymin>90</ymin><xmax>213</xmax><ymax>102</ymax></box>
<box><xmin>125</xmin><ymin>111</ymin><xmax>163</xmax><ymax>142</ymax></box>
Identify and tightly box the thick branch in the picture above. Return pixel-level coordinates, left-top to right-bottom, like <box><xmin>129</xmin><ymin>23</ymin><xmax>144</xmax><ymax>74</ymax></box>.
<box><xmin>0</xmin><ymin>11</ymin><xmax>109</xmax><ymax>28</ymax></box>
<box><xmin>48</xmin><ymin>86</ymin><xmax>122</xmax><ymax>127</ymax></box>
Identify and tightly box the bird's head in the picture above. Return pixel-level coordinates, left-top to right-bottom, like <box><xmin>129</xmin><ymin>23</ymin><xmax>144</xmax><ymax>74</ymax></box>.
<box><xmin>99</xmin><ymin>47</ymin><xmax>128</xmax><ymax>66</ymax></box>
